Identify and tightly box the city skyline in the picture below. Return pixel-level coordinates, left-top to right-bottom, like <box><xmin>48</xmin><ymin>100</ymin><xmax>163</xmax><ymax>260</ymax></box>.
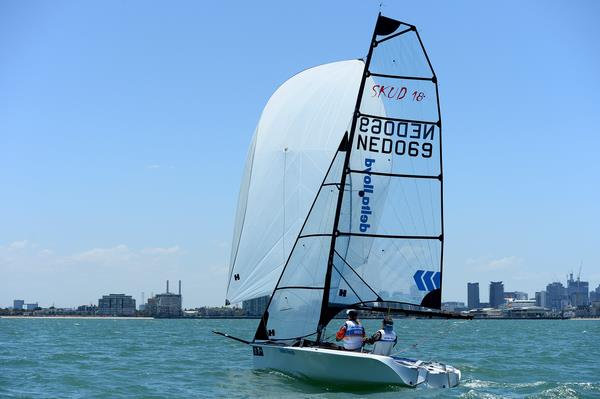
<box><xmin>1</xmin><ymin>1</ymin><xmax>600</xmax><ymax>308</ymax></box>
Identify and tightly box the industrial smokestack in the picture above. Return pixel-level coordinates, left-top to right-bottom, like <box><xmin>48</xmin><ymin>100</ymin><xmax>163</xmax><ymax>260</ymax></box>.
<box><xmin>179</xmin><ymin>280</ymin><xmax>181</xmax><ymax>295</ymax></box>
<box><xmin>167</xmin><ymin>280</ymin><xmax>169</xmax><ymax>294</ymax></box>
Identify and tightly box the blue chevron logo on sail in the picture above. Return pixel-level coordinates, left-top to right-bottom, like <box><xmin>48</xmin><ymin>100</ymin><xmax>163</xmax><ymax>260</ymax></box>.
<box><xmin>413</xmin><ymin>270</ymin><xmax>441</xmax><ymax>291</ymax></box>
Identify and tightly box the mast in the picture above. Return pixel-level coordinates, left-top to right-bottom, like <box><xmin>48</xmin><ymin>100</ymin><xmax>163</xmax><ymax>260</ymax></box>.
<box><xmin>316</xmin><ymin>14</ymin><xmax>383</xmax><ymax>343</ymax></box>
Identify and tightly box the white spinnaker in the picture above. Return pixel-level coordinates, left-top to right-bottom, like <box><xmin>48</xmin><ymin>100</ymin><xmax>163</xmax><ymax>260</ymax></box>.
<box><xmin>227</xmin><ymin>60</ymin><xmax>366</xmax><ymax>305</ymax></box>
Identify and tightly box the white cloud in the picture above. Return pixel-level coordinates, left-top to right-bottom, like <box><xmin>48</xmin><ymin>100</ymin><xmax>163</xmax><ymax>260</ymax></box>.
<box><xmin>141</xmin><ymin>245</ymin><xmax>181</xmax><ymax>255</ymax></box>
<box><xmin>8</xmin><ymin>240</ymin><xmax>29</xmax><ymax>250</ymax></box>
<box><xmin>69</xmin><ymin>244</ymin><xmax>133</xmax><ymax>264</ymax></box>
<box><xmin>466</xmin><ymin>255</ymin><xmax>523</xmax><ymax>271</ymax></box>
<box><xmin>146</xmin><ymin>164</ymin><xmax>161</xmax><ymax>169</ymax></box>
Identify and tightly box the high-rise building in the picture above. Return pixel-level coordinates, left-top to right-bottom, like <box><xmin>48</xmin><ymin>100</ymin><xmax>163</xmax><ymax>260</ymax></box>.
<box><xmin>13</xmin><ymin>300</ymin><xmax>24</xmax><ymax>310</ymax></box>
<box><xmin>566</xmin><ymin>273</ymin><xmax>589</xmax><ymax>307</ymax></box>
<box><xmin>590</xmin><ymin>284</ymin><xmax>600</xmax><ymax>302</ymax></box>
<box><xmin>467</xmin><ymin>282</ymin><xmax>480</xmax><ymax>309</ymax></box>
<box><xmin>25</xmin><ymin>303</ymin><xmax>38</xmax><ymax>311</ymax></box>
<box><xmin>535</xmin><ymin>291</ymin><xmax>547</xmax><ymax>308</ymax></box>
<box><xmin>98</xmin><ymin>294</ymin><xmax>136</xmax><ymax>316</ymax></box>
<box><xmin>546</xmin><ymin>282</ymin><xmax>567</xmax><ymax>311</ymax></box>
<box><xmin>489</xmin><ymin>281</ymin><xmax>504</xmax><ymax>308</ymax></box>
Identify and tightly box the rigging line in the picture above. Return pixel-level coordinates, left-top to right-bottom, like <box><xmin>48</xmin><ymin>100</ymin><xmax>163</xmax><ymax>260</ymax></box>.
<box><xmin>359</xmin><ymin>112</ymin><xmax>439</xmax><ymax>126</ymax></box>
<box><xmin>331</xmin><ymin>262</ymin><xmax>365</xmax><ymax>303</ymax></box>
<box><xmin>375</xmin><ymin>27</ymin><xmax>412</xmax><ymax>45</ymax></box>
<box><xmin>264</xmin><ymin>331</ymin><xmax>319</xmax><ymax>343</ymax></box>
<box><xmin>253</xmin><ymin>148</ymin><xmax>346</xmax><ymax>342</ymax></box>
<box><xmin>333</xmin><ymin>250</ymin><xmax>381</xmax><ymax>300</ymax></box>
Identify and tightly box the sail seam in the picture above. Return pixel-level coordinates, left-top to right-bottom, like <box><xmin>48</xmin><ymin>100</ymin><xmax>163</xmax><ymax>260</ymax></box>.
<box><xmin>358</xmin><ymin>112</ymin><xmax>438</xmax><ymax>126</ymax></box>
<box><xmin>298</xmin><ymin>233</ymin><xmax>333</xmax><ymax>239</ymax></box>
<box><xmin>337</xmin><ymin>232</ymin><xmax>442</xmax><ymax>240</ymax></box>
<box><xmin>348</xmin><ymin>169</ymin><xmax>440</xmax><ymax>180</ymax></box>
<box><xmin>375</xmin><ymin>27</ymin><xmax>413</xmax><ymax>45</ymax></box>
<box><xmin>368</xmin><ymin>72</ymin><xmax>434</xmax><ymax>81</ymax></box>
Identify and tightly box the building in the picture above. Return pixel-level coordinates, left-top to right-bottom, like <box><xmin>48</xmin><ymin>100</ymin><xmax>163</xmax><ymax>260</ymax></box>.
<box><xmin>535</xmin><ymin>291</ymin><xmax>547</xmax><ymax>308</ymax></box>
<box><xmin>243</xmin><ymin>295</ymin><xmax>270</xmax><ymax>316</ymax></box>
<box><xmin>25</xmin><ymin>303</ymin><xmax>38</xmax><ymax>311</ymax></box>
<box><xmin>590</xmin><ymin>284</ymin><xmax>600</xmax><ymax>302</ymax></box>
<box><xmin>566</xmin><ymin>273</ymin><xmax>589</xmax><ymax>307</ymax></box>
<box><xmin>504</xmin><ymin>291</ymin><xmax>528</xmax><ymax>300</ymax></box>
<box><xmin>13</xmin><ymin>300</ymin><xmax>24</xmax><ymax>310</ymax></box>
<box><xmin>467</xmin><ymin>282</ymin><xmax>480</xmax><ymax>309</ymax></box>
<box><xmin>442</xmin><ymin>302</ymin><xmax>467</xmax><ymax>312</ymax></box>
<box><xmin>144</xmin><ymin>280</ymin><xmax>183</xmax><ymax>318</ymax></box>
<box><xmin>505</xmin><ymin>299</ymin><xmax>536</xmax><ymax>309</ymax></box>
<box><xmin>97</xmin><ymin>294</ymin><xmax>136</xmax><ymax>316</ymax></box>
<box><xmin>489</xmin><ymin>281</ymin><xmax>504</xmax><ymax>308</ymax></box>
<box><xmin>546</xmin><ymin>282</ymin><xmax>567</xmax><ymax>311</ymax></box>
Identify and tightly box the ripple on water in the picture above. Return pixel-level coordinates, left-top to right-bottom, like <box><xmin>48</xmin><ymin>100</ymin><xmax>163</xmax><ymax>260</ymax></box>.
<box><xmin>0</xmin><ymin>318</ymin><xmax>599</xmax><ymax>398</ymax></box>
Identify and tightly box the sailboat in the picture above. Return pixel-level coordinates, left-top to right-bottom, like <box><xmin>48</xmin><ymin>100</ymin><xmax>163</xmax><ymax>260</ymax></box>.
<box><xmin>217</xmin><ymin>14</ymin><xmax>463</xmax><ymax>388</ymax></box>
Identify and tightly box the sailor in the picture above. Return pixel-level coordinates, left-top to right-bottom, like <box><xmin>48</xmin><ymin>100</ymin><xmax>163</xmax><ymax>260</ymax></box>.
<box><xmin>335</xmin><ymin>309</ymin><xmax>365</xmax><ymax>351</ymax></box>
<box><xmin>363</xmin><ymin>316</ymin><xmax>397</xmax><ymax>356</ymax></box>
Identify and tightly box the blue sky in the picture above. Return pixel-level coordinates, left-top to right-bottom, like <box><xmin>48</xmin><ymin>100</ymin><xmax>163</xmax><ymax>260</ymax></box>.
<box><xmin>1</xmin><ymin>1</ymin><xmax>599</xmax><ymax>308</ymax></box>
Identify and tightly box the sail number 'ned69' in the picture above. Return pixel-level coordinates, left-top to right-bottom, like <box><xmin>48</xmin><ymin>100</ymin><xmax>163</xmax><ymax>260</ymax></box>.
<box><xmin>357</xmin><ymin>116</ymin><xmax>436</xmax><ymax>158</ymax></box>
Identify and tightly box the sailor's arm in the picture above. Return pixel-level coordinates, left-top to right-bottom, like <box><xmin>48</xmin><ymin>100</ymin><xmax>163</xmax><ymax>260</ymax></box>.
<box><xmin>363</xmin><ymin>331</ymin><xmax>382</xmax><ymax>345</ymax></box>
<box><xmin>335</xmin><ymin>324</ymin><xmax>347</xmax><ymax>341</ymax></box>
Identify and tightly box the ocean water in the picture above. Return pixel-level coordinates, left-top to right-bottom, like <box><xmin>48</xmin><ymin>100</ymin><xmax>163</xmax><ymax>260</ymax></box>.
<box><xmin>0</xmin><ymin>318</ymin><xmax>599</xmax><ymax>398</ymax></box>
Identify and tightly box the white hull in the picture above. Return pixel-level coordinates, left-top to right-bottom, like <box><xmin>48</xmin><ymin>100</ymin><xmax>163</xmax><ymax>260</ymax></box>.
<box><xmin>251</xmin><ymin>343</ymin><xmax>460</xmax><ymax>388</ymax></box>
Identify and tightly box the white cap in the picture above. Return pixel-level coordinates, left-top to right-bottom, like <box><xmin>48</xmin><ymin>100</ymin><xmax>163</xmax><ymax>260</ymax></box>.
<box><xmin>346</xmin><ymin>309</ymin><xmax>357</xmax><ymax>315</ymax></box>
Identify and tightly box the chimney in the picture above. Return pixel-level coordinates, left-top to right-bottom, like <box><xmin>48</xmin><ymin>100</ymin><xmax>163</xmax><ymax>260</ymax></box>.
<box><xmin>179</xmin><ymin>280</ymin><xmax>182</xmax><ymax>296</ymax></box>
<box><xmin>166</xmin><ymin>280</ymin><xmax>169</xmax><ymax>294</ymax></box>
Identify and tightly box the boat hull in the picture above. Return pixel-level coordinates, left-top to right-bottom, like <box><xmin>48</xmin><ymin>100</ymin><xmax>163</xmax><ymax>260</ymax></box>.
<box><xmin>251</xmin><ymin>343</ymin><xmax>460</xmax><ymax>388</ymax></box>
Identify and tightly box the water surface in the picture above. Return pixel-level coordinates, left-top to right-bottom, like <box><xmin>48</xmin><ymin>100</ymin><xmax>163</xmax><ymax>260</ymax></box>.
<box><xmin>1</xmin><ymin>318</ymin><xmax>599</xmax><ymax>398</ymax></box>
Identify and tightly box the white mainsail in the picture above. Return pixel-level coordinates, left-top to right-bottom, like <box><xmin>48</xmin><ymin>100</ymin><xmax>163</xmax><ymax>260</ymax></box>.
<box><xmin>254</xmin><ymin>16</ymin><xmax>444</xmax><ymax>342</ymax></box>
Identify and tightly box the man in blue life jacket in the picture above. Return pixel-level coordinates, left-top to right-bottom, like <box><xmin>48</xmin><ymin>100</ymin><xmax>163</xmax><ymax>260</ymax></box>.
<box><xmin>363</xmin><ymin>316</ymin><xmax>397</xmax><ymax>356</ymax></box>
<box><xmin>335</xmin><ymin>309</ymin><xmax>365</xmax><ymax>351</ymax></box>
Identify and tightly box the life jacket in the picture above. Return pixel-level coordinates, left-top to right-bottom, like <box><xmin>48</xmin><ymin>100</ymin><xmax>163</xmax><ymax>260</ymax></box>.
<box><xmin>342</xmin><ymin>320</ymin><xmax>364</xmax><ymax>350</ymax></box>
<box><xmin>371</xmin><ymin>328</ymin><xmax>397</xmax><ymax>356</ymax></box>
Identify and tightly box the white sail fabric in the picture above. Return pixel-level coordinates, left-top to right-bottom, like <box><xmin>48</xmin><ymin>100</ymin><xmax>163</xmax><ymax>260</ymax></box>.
<box><xmin>226</xmin><ymin>60</ymin><xmax>366</xmax><ymax>305</ymax></box>
<box><xmin>330</xmin><ymin>19</ymin><xmax>443</xmax><ymax>310</ymax></box>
